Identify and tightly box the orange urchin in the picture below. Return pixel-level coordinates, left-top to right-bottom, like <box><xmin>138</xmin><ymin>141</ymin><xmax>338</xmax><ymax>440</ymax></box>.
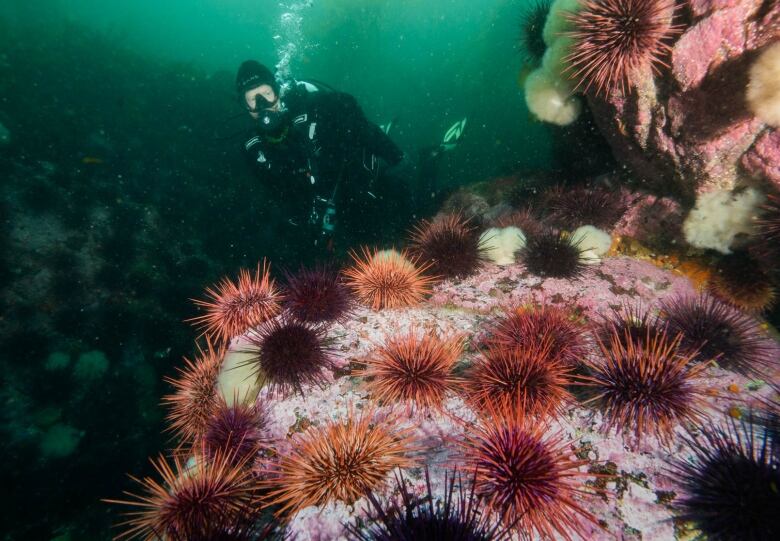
<box><xmin>581</xmin><ymin>325</ymin><xmax>707</xmax><ymax>447</ymax></box>
<box><xmin>465</xmin><ymin>340</ymin><xmax>575</xmax><ymax>419</ymax></box>
<box><xmin>408</xmin><ymin>213</ymin><xmax>487</xmax><ymax>279</ymax></box>
<box><xmin>162</xmin><ymin>340</ymin><xmax>224</xmax><ymax>443</ymax></box>
<box><xmin>263</xmin><ymin>409</ymin><xmax>415</xmax><ymax>516</ymax></box>
<box><xmin>104</xmin><ymin>448</ymin><xmax>262</xmax><ymax>541</ymax></box>
<box><xmin>188</xmin><ymin>260</ymin><xmax>281</xmax><ymax>344</ymax></box>
<box><xmin>358</xmin><ymin>328</ymin><xmax>465</xmax><ymax>412</ymax></box>
<box><xmin>488</xmin><ymin>303</ymin><xmax>588</xmax><ymax>367</ymax></box>
<box><xmin>458</xmin><ymin>406</ymin><xmax>600</xmax><ymax>539</ymax></box>
<box><xmin>343</xmin><ymin>247</ymin><xmax>434</xmax><ymax>310</ymax></box>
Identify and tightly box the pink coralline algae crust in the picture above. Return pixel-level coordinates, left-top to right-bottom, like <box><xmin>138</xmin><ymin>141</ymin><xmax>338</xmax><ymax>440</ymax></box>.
<box><xmin>741</xmin><ymin>129</ymin><xmax>780</xmax><ymax>187</ymax></box>
<box><xmin>240</xmin><ymin>251</ymin><xmax>779</xmax><ymax>540</ymax></box>
<box><xmin>613</xmin><ymin>192</ymin><xmax>685</xmax><ymax>246</ymax></box>
<box><xmin>429</xmin><ymin>256</ymin><xmax>696</xmax><ymax>317</ymax></box>
<box><xmin>585</xmin><ymin>0</ymin><xmax>780</xmax><ymax>197</ymax></box>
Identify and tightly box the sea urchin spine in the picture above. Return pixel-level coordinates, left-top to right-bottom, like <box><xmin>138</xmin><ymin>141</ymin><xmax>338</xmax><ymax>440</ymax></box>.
<box><xmin>188</xmin><ymin>260</ymin><xmax>281</xmax><ymax>344</ymax></box>
<box><xmin>408</xmin><ymin>213</ymin><xmax>487</xmax><ymax>280</ymax></box>
<box><xmin>564</xmin><ymin>0</ymin><xmax>681</xmax><ymax>96</ymax></box>
<box><xmin>343</xmin><ymin>247</ymin><xmax>434</xmax><ymax>310</ymax></box>
<box><xmin>458</xmin><ymin>407</ymin><xmax>600</xmax><ymax>539</ymax></box>
<box><xmin>359</xmin><ymin>328</ymin><xmax>465</xmax><ymax>412</ymax></box>
<box><xmin>582</xmin><ymin>325</ymin><xmax>706</xmax><ymax>447</ymax></box>
<box><xmin>263</xmin><ymin>409</ymin><xmax>415</xmax><ymax>516</ymax></box>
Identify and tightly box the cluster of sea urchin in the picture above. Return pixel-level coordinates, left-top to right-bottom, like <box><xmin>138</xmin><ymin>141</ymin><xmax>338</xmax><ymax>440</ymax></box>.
<box><xmin>459</xmin><ymin>407</ymin><xmax>600</xmax><ymax>539</ymax></box>
<box><xmin>359</xmin><ymin>328</ymin><xmax>465</xmax><ymax>412</ymax></box>
<box><xmin>668</xmin><ymin>418</ymin><xmax>780</xmax><ymax>540</ymax></box>
<box><xmin>344</xmin><ymin>247</ymin><xmax>434</xmax><ymax>310</ymax></box>
<box><xmin>408</xmin><ymin>213</ymin><xmax>487</xmax><ymax>280</ymax></box>
<box><xmin>263</xmin><ymin>409</ymin><xmax>415</xmax><ymax>516</ymax></box>
<box><xmin>243</xmin><ymin>316</ymin><xmax>336</xmax><ymax>397</ymax></box>
<box><xmin>582</xmin><ymin>324</ymin><xmax>706</xmax><ymax>447</ymax></box>
<box><xmin>564</xmin><ymin>0</ymin><xmax>681</xmax><ymax>96</ymax></box>
<box><xmin>188</xmin><ymin>260</ymin><xmax>281</xmax><ymax>344</ymax></box>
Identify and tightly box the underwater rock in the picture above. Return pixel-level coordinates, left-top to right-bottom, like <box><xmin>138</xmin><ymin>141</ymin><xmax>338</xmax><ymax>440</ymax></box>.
<box><xmin>741</xmin><ymin>128</ymin><xmax>780</xmax><ymax>187</ymax></box>
<box><xmin>586</xmin><ymin>0</ymin><xmax>780</xmax><ymax>197</ymax></box>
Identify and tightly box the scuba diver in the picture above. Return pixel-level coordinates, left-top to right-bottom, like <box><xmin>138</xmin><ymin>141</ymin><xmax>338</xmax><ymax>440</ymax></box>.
<box><xmin>236</xmin><ymin>60</ymin><xmax>466</xmax><ymax>257</ymax></box>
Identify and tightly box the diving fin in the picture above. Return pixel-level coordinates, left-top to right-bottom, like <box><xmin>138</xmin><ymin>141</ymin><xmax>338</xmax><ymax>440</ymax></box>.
<box><xmin>380</xmin><ymin>116</ymin><xmax>399</xmax><ymax>135</ymax></box>
<box><xmin>440</xmin><ymin>117</ymin><xmax>467</xmax><ymax>152</ymax></box>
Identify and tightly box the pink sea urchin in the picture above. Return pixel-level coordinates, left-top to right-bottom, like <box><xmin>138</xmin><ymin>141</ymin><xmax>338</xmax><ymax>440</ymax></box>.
<box><xmin>565</xmin><ymin>0</ymin><xmax>680</xmax><ymax>96</ymax></box>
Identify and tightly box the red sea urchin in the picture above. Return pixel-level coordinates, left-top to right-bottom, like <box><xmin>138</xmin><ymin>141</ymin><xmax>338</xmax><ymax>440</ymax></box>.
<box><xmin>189</xmin><ymin>260</ymin><xmax>281</xmax><ymax>344</ymax></box>
<box><xmin>408</xmin><ymin>213</ymin><xmax>488</xmax><ymax>280</ymax></box>
<box><xmin>347</xmin><ymin>468</ymin><xmax>512</xmax><ymax>541</ymax></box>
<box><xmin>660</xmin><ymin>294</ymin><xmax>775</xmax><ymax>377</ymax></box>
<box><xmin>104</xmin><ymin>448</ymin><xmax>264</xmax><ymax>541</ymax></box>
<box><xmin>359</xmin><ymin>328</ymin><xmax>465</xmax><ymax>412</ymax></box>
<box><xmin>582</xmin><ymin>325</ymin><xmax>706</xmax><ymax>447</ymax></box>
<box><xmin>243</xmin><ymin>317</ymin><xmax>336</xmax><ymax>397</ymax></box>
<box><xmin>564</xmin><ymin>0</ymin><xmax>681</xmax><ymax>96</ymax></box>
<box><xmin>668</xmin><ymin>418</ymin><xmax>780</xmax><ymax>541</ymax></box>
<box><xmin>458</xmin><ymin>407</ymin><xmax>600</xmax><ymax>539</ymax></box>
<box><xmin>282</xmin><ymin>264</ymin><xmax>353</xmax><ymax>325</ymax></box>
<box><xmin>488</xmin><ymin>304</ymin><xmax>588</xmax><ymax>367</ymax></box>
<box><xmin>343</xmin><ymin>247</ymin><xmax>434</xmax><ymax>310</ymax></box>
<box><xmin>466</xmin><ymin>340</ymin><xmax>575</xmax><ymax>419</ymax></box>
<box><xmin>263</xmin><ymin>409</ymin><xmax>415</xmax><ymax>516</ymax></box>
<box><xmin>162</xmin><ymin>340</ymin><xmax>224</xmax><ymax>443</ymax></box>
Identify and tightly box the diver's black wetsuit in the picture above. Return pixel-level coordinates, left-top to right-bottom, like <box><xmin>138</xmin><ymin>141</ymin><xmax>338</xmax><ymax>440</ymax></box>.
<box><xmin>243</xmin><ymin>81</ymin><xmax>407</xmax><ymax>254</ymax></box>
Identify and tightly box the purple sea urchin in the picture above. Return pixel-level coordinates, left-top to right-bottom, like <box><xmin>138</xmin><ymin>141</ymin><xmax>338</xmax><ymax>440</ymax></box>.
<box><xmin>708</xmin><ymin>250</ymin><xmax>776</xmax><ymax>313</ymax></box>
<box><xmin>202</xmin><ymin>395</ymin><xmax>271</xmax><ymax>467</ymax></box>
<box><xmin>518</xmin><ymin>230</ymin><xmax>586</xmax><ymax>279</ymax></box>
<box><xmin>668</xmin><ymin>418</ymin><xmax>780</xmax><ymax>540</ymax></box>
<box><xmin>582</xmin><ymin>325</ymin><xmax>706</xmax><ymax>447</ymax></box>
<box><xmin>544</xmin><ymin>185</ymin><xmax>627</xmax><ymax>231</ymax></box>
<box><xmin>408</xmin><ymin>213</ymin><xmax>487</xmax><ymax>280</ymax></box>
<box><xmin>518</xmin><ymin>0</ymin><xmax>553</xmax><ymax>67</ymax></box>
<box><xmin>347</xmin><ymin>468</ymin><xmax>512</xmax><ymax>541</ymax></box>
<box><xmin>594</xmin><ymin>302</ymin><xmax>667</xmax><ymax>349</ymax></box>
<box><xmin>564</xmin><ymin>0</ymin><xmax>681</xmax><ymax>96</ymax></box>
<box><xmin>661</xmin><ymin>294</ymin><xmax>775</xmax><ymax>377</ymax></box>
<box><xmin>243</xmin><ymin>317</ymin><xmax>336</xmax><ymax>396</ymax></box>
<box><xmin>282</xmin><ymin>264</ymin><xmax>353</xmax><ymax>324</ymax></box>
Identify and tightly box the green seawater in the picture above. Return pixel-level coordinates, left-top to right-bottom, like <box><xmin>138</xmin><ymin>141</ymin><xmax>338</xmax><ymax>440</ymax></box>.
<box><xmin>0</xmin><ymin>0</ymin><xmax>691</xmax><ymax>539</ymax></box>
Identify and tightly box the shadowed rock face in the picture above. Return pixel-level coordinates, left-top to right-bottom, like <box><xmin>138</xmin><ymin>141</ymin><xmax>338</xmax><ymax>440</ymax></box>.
<box><xmin>585</xmin><ymin>0</ymin><xmax>780</xmax><ymax>199</ymax></box>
